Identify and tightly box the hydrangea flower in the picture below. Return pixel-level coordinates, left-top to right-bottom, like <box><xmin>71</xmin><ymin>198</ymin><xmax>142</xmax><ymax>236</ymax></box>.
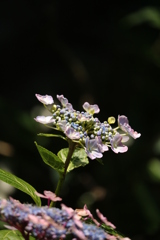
<box><xmin>0</xmin><ymin>198</ymin><xmax>121</xmax><ymax>240</ymax></box>
<box><xmin>83</xmin><ymin>102</ymin><xmax>100</xmax><ymax>115</ymax></box>
<box><xmin>34</xmin><ymin>116</ymin><xmax>55</xmax><ymax>124</ymax></box>
<box><xmin>65</xmin><ymin>126</ymin><xmax>81</xmax><ymax>140</ymax></box>
<box><xmin>57</xmin><ymin>121</ymin><xmax>81</xmax><ymax>140</ymax></box>
<box><xmin>118</xmin><ymin>115</ymin><xmax>141</xmax><ymax>139</ymax></box>
<box><xmin>57</xmin><ymin>120</ymin><xmax>68</xmax><ymax>131</ymax></box>
<box><xmin>110</xmin><ymin>133</ymin><xmax>128</xmax><ymax>154</ymax></box>
<box><xmin>85</xmin><ymin>137</ymin><xmax>103</xmax><ymax>160</ymax></box>
<box><xmin>96</xmin><ymin>136</ymin><xmax>109</xmax><ymax>153</ymax></box>
<box><xmin>34</xmin><ymin>93</ymin><xmax>141</xmax><ymax>160</ymax></box>
<box><xmin>75</xmin><ymin>204</ymin><xmax>99</xmax><ymax>226</ymax></box>
<box><xmin>35</xmin><ymin>191</ymin><xmax>62</xmax><ymax>202</ymax></box>
<box><xmin>57</xmin><ymin>94</ymin><xmax>73</xmax><ymax>110</ymax></box>
<box><xmin>96</xmin><ymin>209</ymin><xmax>116</xmax><ymax>229</ymax></box>
<box><xmin>35</xmin><ymin>94</ymin><xmax>54</xmax><ymax>105</ymax></box>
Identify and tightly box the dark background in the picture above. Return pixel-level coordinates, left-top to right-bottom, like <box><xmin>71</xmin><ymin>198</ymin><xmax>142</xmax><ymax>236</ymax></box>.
<box><xmin>1</xmin><ymin>1</ymin><xmax>160</xmax><ymax>239</ymax></box>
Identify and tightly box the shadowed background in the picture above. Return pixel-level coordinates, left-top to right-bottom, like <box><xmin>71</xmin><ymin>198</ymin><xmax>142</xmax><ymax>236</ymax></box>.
<box><xmin>1</xmin><ymin>1</ymin><xmax>160</xmax><ymax>239</ymax></box>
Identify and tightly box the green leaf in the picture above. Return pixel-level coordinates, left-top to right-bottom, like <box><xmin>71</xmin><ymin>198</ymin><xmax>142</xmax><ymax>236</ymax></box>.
<box><xmin>29</xmin><ymin>236</ymin><xmax>35</xmax><ymax>240</ymax></box>
<box><xmin>35</xmin><ymin>142</ymin><xmax>64</xmax><ymax>173</ymax></box>
<box><xmin>30</xmin><ymin>237</ymin><xmax>35</xmax><ymax>240</ymax></box>
<box><xmin>58</xmin><ymin>148</ymin><xmax>89</xmax><ymax>172</ymax></box>
<box><xmin>38</xmin><ymin>133</ymin><xmax>66</xmax><ymax>141</ymax></box>
<box><xmin>0</xmin><ymin>230</ymin><xmax>35</xmax><ymax>240</ymax></box>
<box><xmin>0</xmin><ymin>230</ymin><xmax>24</xmax><ymax>240</ymax></box>
<box><xmin>0</xmin><ymin>169</ymin><xmax>41</xmax><ymax>206</ymax></box>
<box><xmin>100</xmin><ymin>224</ymin><xmax>124</xmax><ymax>238</ymax></box>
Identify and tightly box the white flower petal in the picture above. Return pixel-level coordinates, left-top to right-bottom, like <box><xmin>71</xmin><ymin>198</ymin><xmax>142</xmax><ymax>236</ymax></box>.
<box><xmin>118</xmin><ymin>115</ymin><xmax>141</xmax><ymax>139</ymax></box>
<box><xmin>83</xmin><ymin>102</ymin><xmax>100</xmax><ymax>115</ymax></box>
<box><xmin>34</xmin><ymin>116</ymin><xmax>55</xmax><ymax>124</ymax></box>
<box><xmin>35</xmin><ymin>94</ymin><xmax>54</xmax><ymax>105</ymax></box>
<box><xmin>121</xmin><ymin>136</ymin><xmax>129</xmax><ymax>143</ymax></box>
<box><xmin>65</xmin><ymin>127</ymin><xmax>80</xmax><ymax>140</ymax></box>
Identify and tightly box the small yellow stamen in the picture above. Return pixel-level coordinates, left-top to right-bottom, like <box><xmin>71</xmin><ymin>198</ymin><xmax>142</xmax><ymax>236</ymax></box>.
<box><xmin>108</xmin><ymin>117</ymin><xmax>115</xmax><ymax>124</ymax></box>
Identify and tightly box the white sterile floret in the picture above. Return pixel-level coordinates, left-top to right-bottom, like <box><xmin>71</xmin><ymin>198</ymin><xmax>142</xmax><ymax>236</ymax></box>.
<box><xmin>34</xmin><ymin>116</ymin><xmax>55</xmax><ymax>124</ymax></box>
<box><xmin>35</xmin><ymin>94</ymin><xmax>54</xmax><ymax>105</ymax></box>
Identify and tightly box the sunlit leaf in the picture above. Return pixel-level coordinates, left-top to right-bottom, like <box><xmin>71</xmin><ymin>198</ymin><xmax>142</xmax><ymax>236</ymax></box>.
<box><xmin>0</xmin><ymin>229</ymin><xmax>35</xmax><ymax>239</ymax></box>
<box><xmin>0</xmin><ymin>169</ymin><xmax>41</xmax><ymax>206</ymax></box>
<box><xmin>35</xmin><ymin>142</ymin><xmax>64</xmax><ymax>173</ymax></box>
<box><xmin>58</xmin><ymin>148</ymin><xmax>89</xmax><ymax>172</ymax></box>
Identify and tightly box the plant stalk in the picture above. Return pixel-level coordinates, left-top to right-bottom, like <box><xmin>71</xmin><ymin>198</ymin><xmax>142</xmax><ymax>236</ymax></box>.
<box><xmin>50</xmin><ymin>140</ymin><xmax>76</xmax><ymax>207</ymax></box>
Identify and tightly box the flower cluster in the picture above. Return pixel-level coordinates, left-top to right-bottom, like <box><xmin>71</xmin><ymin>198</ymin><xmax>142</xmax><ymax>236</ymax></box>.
<box><xmin>0</xmin><ymin>197</ymin><xmax>130</xmax><ymax>240</ymax></box>
<box><xmin>34</xmin><ymin>94</ymin><xmax>141</xmax><ymax>160</ymax></box>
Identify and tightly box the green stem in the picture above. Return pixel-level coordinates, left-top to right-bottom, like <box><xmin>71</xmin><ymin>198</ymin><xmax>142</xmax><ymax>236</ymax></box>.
<box><xmin>64</xmin><ymin>140</ymin><xmax>77</xmax><ymax>175</ymax></box>
<box><xmin>50</xmin><ymin>140</ymin><xmax>76</xmax><ymax>207</ymax></box>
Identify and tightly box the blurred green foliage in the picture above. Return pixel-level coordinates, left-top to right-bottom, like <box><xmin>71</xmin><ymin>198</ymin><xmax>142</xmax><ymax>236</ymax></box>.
<box><xmin>1</xmin><ymin>1</ymin><xmax>160</xmax><ymax>239</ymax></box>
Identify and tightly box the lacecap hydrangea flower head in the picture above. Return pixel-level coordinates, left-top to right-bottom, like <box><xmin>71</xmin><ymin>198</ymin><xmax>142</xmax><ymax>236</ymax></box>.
<box><xmin>34</xmin><ymin>94</ymin><xmax>141</xmax><ymax>160</ymax></box>
<box><xmin>0</xmin><ymin>195</ymin><xmax>131</xmax><ymax>240</ymax></box>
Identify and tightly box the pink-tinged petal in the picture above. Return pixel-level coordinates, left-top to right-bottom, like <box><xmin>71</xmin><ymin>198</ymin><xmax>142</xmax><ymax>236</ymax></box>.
<box><xmin>87</xmin><ymin>150</ymin><xmax>103</xmax><ymax>160</ymax></box>
<box><xmin>83</xmin><ymin>204</ymin><xmax>93</xmax><ymax>218</ymax></box>
<box><xmin>57</xmin><ymin>95</ymin><xmax>73</xmax><ymax>110</ymax></box>
<box><xmin>130</xmin><ymin>130</ymin><xmax>141</xmax><ymax>139</ymax></box>
<box><xmin>35</xmin><ymin>94</ymin><xmax>54</xmax><ymax>105</ymax></box>
<box><xmin>121</xmin><ymin>135</ymin><xmax>129</xmax><ymax>143</ymax></box>
<box><xmin>96</xmin><ymin>209</ymin><xmax>116</xmax><ymax>229</ymax></box>
<box><xmin>71</xmin><ymin>226</ymin><xmax>87</xmax><ymax>240</ymax></box>
<box><xmin>73</xmin><ymin>215</ymin><xmax>84</xmax><ymax>228</ymax></box>
<box><xmin>57</xmin><ymin>120</ymin><xmax>68</xmax><ymax>131</ymax></box>
<box><xmin>66</xmin><ymin>103</ymin><xmax>74</xmax><ymax>110</ymax></box>
<box><xmin>35</xmin><ymin>191</ymin><xmax>48</xmax><ymax>199</ymax></box>
<box><xmin>75</xmin><ymin>209</ymin><xmax>89</xmax><ymax>218</ymax></box>
<box><xmin>110</xmin><ymin>134</ymin><xmax>128</xmax><ymax>154</ymax></box>
<box><xmin>9</xmin><ymin>197</ymin><xmax>29</xmax><ymax>211</ymax></box>
<box><xmin>44</xmin><ymin>191</ymin><xmax>56</xmax><ymax>198</ymax></box>
<box><xmin>28</xmin><ymin>214</ymin><xmax>49</xmax><ymax>227</ymax></box>
<box><xmin>44</xmin><ymin>191</ymin><xmax>62</xmax><ymax>201</ymax></box>
<box><xmin>61</xmin><ymin>204</ymin><xmax>74</xmax><ymax>217</ymax></box>
<box><xmin>75</xmin><ymin>204</ymin><xmax>99</xmax><ymax>224</ymax></box>
<box><xmin>121</xmin><ymin>238</ymin><xmax>131</xmax><ymax>240</ymax></box>
<box><xmin>0</xmin><ymin>199</ymin><xmax>7</xmax><ymax>208</ymax></box>
<box><xmin>35</xmin><ymin>191</ymin><xmax>62</xmax><ymax>202</ymax></box>
<box><xmin>85</xmin><ymin>137</ymin><xmax>103</xmax><ymax>160</ymax></box>
<box><xmin>82</xmin><ymin>205</ymin><xmax>100</xmax><ymax>226</ymax></box>
<box><xmin>77</xmin><ymin>113</ymin><xmax>88</xmax><ymax>122</ymax></box>
<box><xmin>57</xmin><ymin>94</ymin><xmax>68</xmax><ymax>106</ymax></box>
<box><xmin>83</xmin><ymin>102</ymin><xmax>100</xmax><ymax>115</ymax></box>
<box><xmin>9</xmin><ymin>197</ymin><xmax>20</xmax><ymax>204</ymax></box>
<box><xmin>34</xmin><ymin>116</ymin><xmax>55</xmax><ymax>124</ymax></box>
<box><xmin>118</xmin><ymin>115</ymin><xmax>129</xmax><ymax>126</ymax></box>
<box><xmin>96</xmin><ymin>136</ymin><xmax>109</xmax><ymax>152</ymax></box>
<box><xmin>28</xmin><ymin>214</ymin><xmax>41</xmax><ymax>224</ymax></box>
<box><xmin>118</xmin><ymin>115</ymin><xmax>141</xmax><ymax>139</ymax></box>
<box><xmin>101</xmin><ymin>144</ymin><xmax>109</xmax><ymax>152</ymax></box>
<box><xmin>65</xmin><ymin>126</ymin><xmax>80</xmax><ymax>140</ymax></box>
<box><xmin>113</xmin><ymin>145</ymin><xmax>128</xmax><ymax>153</ymax></box>
<box><xmin>75</xmin><ymin>205</ymin><xmax>94</xmax><ymax>222</ymax></box>
<box><xmin>107</xmin><ymin>236</ymin><xmax>117</xmax><ymax>240</ymax></box>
